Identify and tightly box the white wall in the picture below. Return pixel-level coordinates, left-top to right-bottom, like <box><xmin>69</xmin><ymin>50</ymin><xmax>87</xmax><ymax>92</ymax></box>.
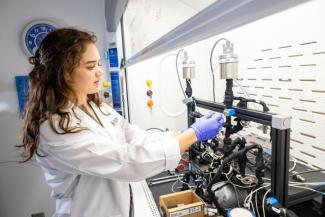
<box><xmin>0</xmin><ymin>0</ymin><xmax>107</xmax><ymax>216</ymax></box>
<box><xmin>123</xmin><ymin>0</ymin><xmax>325</xmax><ymax>169</ymax></box>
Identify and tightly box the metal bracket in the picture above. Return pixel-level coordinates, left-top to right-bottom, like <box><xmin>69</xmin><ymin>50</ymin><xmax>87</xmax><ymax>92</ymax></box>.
<box><xmin>182</xmin><ymin>97</ymin><xmax>194</xmax><ymax>105</ymax></box>
<box><xmin>272</xmin><ymin>115</ymin><xmax>291</xmax><ymax>129</ymax></box>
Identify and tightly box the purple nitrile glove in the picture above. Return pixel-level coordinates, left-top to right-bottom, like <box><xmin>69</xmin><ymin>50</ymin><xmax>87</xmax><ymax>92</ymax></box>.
<box><xmin>190</xmin><ymin>111</ymin><xmax>224</xmax><ymax>141</ymax></box>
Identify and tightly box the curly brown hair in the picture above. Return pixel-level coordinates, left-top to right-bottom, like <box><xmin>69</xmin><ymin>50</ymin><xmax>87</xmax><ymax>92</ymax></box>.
<box><xmin>17</xmin><ymin>28</ymin><xmax>101</xmax><ymax>162</ymax></box>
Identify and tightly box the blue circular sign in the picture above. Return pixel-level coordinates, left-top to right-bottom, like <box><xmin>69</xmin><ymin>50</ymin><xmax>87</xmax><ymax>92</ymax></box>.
<box><xmin>23</xmin><ymin>21</ymin><xmax>57</xmax><ymax>56</ymax></box>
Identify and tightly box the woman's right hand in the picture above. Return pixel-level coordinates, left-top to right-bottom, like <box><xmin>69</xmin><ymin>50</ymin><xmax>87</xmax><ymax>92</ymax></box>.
<box><xmin>189</xmin><ymin>111</ymin><xmax>224</xmax><ymax>141</ymax></box>
<box><xmin>176</xmin><ymin>112</ymin><xmax>224</xmax><ymax>152</ymax></box>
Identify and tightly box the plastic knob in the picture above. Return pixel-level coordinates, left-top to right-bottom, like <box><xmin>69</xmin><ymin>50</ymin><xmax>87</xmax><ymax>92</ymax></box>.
<box><xmin>102</xmin><ymin>81</ymin><xmax>110</xmax><ymax>88</ymax></box>
<box><xmin>146</xmin><ymin>79</ymin><xmax>152</xmax><ymax>87</ymax></box>
<box><xmin>103</xmin><ymin>91</ymin><xmax>110</xmax><ymax>98</ymax></box>
<box><xmin>228</xmin><ymin>109</ymin><xmax>236</xmax><ymax>116</ymax></box>
<box><xmin>146</xmin><ymin>90</ymin><xmax>153</xmax><ymax>97</ymax></box>
<box><xmin>147</xmin><ymin>99</ymin><xmax>154</xmax><ymax>108</ymax></box>
<box><xmin>224</xmin><ymin>108</ymin><xmax>236</xmax><ymax>116</ymax></box>
<box><xmin>176</xmin><ymin>163</ymin><xmax>185</xmax><ymax>171</ymax></box>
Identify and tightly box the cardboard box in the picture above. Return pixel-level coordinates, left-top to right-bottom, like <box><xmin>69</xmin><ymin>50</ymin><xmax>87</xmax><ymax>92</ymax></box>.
<box><xmin>159</xmin><ymin>190</ymin><xmax>205</xmax><ymax>217</ymax></box>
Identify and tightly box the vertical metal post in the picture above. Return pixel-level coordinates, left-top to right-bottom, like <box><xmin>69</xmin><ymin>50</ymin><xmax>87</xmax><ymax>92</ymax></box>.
<box><xmin>185</xmin><ymin>79</ymin><xmax>195</xmax><ymax>127</ymax></box>
<box><xmin>120</xmin><ymin>15</ymin><xmax>131</xmax><ymax>122</ymax></box>
<box><xmin>271</xmin><ymin>115</ymin><xmax>291</xmax><ymax>207</ymax></box>
<box><xmin>224</xmin><ymin>79</ymin><xmax>234</xmax><ymax>139</ymax></box>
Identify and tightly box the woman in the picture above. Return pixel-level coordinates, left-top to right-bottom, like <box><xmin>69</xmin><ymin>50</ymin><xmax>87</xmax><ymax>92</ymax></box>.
<box><xmin>18</xmin><ymin>28</ymin><xmax>224</xmax><ymax>217</ymax></box>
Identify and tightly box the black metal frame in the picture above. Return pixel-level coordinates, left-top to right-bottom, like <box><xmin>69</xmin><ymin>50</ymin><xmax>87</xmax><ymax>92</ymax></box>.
<box><xmin>192</xmin><ymin>98</ymin><xmax>291</xmax><ymax>207</ymax></box>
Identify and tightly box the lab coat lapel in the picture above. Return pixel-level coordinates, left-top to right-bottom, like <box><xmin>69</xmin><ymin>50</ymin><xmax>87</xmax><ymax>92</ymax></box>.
<box><xmin>88</xmin><ymin>102</ymin><xmax>112</xmax><ymax>130</ymax></box>
<box><xmin>73</xmin><ymin>105</ymin><xmax>111</xmax><ymax>138</ymax></box>
<box><xmin>88</xmin><ymin>102</ymin><xmax>125</xmax><ymax>143</ymax></box>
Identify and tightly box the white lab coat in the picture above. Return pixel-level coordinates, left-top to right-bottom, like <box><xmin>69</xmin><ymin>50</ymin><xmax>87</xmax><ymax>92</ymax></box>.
<box><xmin>36</xmin><ymin>101</ymin><xmax>181</xmax><ymax>217</ymax></box>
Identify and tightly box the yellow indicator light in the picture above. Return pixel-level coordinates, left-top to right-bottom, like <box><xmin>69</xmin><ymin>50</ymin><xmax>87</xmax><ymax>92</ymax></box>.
<box><xmin>102</xmin><ymin>81</ymin><xmax>110</xmax><ymax>88</ymax></box>
<box><xmin>146</xmin><ymin>80</ymin><xmax>152</xmax><ymax>87</ymax></box>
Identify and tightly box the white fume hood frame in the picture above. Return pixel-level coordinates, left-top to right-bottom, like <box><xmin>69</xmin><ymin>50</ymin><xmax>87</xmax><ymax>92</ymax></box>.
<box><xmin>125</xmin><ymin>0</ymin><xmax>313</xmax><ymax>67</ymax></box>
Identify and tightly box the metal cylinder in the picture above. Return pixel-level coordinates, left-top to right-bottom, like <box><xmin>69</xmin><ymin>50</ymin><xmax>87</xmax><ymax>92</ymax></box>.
<box><xmin>219</xmin><ymin>53</ymin><xmax>238</xmax><ymax>79</ymax></box>
<box><xmin>183</xmin><ymin>60</ymin><xmax>195</xmax><ymax>79</ymax></box>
